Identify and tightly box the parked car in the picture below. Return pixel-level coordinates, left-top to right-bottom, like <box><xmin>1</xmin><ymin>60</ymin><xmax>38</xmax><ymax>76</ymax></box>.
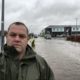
<box><xmin>44</xmin><ymin>34</ymin><xmax>51</xmax><ymax>39</ymax></box>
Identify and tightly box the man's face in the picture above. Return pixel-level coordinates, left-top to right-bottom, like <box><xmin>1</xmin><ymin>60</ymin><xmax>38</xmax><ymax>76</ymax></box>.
<box><xmin>6</xmin><ymin>24</ymin><xmax>29</xmax><ymax>54</ymax></box>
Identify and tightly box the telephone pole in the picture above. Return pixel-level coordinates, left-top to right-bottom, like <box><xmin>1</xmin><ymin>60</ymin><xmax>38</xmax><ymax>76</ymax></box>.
<box><xmin>75</xmin><ymin>18</ymin><xmax>78</xmax><ymax>34</ymax></box>
<box><xmin>1</xmin><ymin>0</ymin><xmax>5</xmax><ymax>52</ymax></box>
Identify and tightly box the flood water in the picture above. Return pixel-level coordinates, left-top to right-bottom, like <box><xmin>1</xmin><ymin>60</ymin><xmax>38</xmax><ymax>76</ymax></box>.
<box><xmin>35</xmin><ymin>37</ymin><xmax>80</xmax><ymax>80</ymax></box>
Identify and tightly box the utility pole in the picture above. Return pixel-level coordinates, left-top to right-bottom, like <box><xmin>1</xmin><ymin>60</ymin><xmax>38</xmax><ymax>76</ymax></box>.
<box><xmin>1</xmin><ymin>0</ymin><xmax>5</xmax><ymax>52</ymax></box>
<box><xmin>75</xmin><ymin>18</ymin><xmax>78</xmax><ymax>41</ymax></box>
<box><xmin>76</xmin><ymin>18</ymin><xmax>78</xmax><ymax>30</ymax></box>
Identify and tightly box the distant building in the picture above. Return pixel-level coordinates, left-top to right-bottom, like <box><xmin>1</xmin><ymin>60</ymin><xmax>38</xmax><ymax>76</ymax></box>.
<box><xmin>41</xmin><ymin>25</ymin><xmax>80</xmax><ymax>37</ymax></box>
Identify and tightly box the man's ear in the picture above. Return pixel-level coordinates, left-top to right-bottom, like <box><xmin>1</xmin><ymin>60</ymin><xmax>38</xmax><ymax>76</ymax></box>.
<box><xmin>5</xmin><ymin>32</ymin><xmax>8</xmax><ymax>37</ymax></box>
<box><xmin>27</xmin><ymin>36</ymin><xmax>29</xmax><ymax>41</ymax></box>
<box><xmin>4</xmin><ymin>31</ymin><xmax>7</xmax><ymax>36</ymax></box>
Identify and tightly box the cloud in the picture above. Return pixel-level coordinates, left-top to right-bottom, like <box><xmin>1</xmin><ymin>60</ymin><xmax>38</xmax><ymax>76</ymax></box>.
<box><xmin>0</xmin><ymin>0</ymin><xmax>80</xmax><ymax>34</ymax></box>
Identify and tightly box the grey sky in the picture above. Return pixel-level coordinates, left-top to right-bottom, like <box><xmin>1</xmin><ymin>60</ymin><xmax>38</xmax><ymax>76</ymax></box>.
<box><xmin>0</xmin><ymin>0</ymin><xmax>80</xmax><ymax>34</ymax></box>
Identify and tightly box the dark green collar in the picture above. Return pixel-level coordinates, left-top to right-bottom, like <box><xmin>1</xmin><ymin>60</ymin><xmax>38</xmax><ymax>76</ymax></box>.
<box><xmin>4</xmin><ymin>44</ymin><xmax>36</xmax><ymax>61</ymax></box>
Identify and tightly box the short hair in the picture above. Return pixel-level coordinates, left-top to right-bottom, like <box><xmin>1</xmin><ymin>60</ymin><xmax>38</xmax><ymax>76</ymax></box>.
<box><xmin>8</xmin><ymin>22</ymin><xmax>29</xmax><ymax>34</ymax></box>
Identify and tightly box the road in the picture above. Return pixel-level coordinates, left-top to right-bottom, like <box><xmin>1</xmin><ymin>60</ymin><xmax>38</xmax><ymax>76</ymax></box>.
<box><xmin>35</xmin><ymin>37</ymin><xmax>80</xmax><ymax>80</ymax></box>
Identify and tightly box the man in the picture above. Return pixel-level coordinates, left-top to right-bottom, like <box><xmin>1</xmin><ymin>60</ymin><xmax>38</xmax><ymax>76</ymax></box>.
<box><xmin>0</xmin><ymin>22</ymin><xmax>55</xmax><ymax>80</ymax></box>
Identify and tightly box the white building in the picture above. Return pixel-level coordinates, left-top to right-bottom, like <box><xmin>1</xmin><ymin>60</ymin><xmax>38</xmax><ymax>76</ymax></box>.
<box><xmin>43</xmin><ymin>25</ymin><xmax>80</xmax><ymax>37</ymax></box>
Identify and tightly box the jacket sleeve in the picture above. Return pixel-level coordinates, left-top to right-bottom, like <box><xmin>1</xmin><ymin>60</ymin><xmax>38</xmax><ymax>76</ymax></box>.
<box><xmin>36</xmin><ymin>55</ymin><xmax>55</xmax><ymax>80</ymax></box>
<box><xmin>46</xmin><ymin>62</ymin><xmax>55</xmax><ymax>80</ymax></box>
<box><xmin>43</xmin><ymin>59</ymin><xmax>55</xmax><ymax>80</ymax></box>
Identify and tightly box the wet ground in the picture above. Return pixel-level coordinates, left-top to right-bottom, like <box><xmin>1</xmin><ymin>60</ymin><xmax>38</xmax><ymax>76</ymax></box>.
<box><xmin>35</xmin><ymin>37</ymin><xmax>80</xmax><ymax>80</ymax></box>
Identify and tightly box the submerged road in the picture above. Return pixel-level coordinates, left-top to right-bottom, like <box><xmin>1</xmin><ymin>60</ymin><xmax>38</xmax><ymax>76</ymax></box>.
<box><xmin>35</xmin><ymin>37</ymin><xmax>80</xmax><ymax>80</ymax></box>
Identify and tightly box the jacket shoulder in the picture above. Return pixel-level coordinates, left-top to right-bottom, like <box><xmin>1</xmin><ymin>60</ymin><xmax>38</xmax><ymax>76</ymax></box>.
<box><xmin>36</xmin><ymin>54</ymin><xmax>55</xmax><ymax>80</ymax></box>
<box><xmin>0</xmin><ymin>52</ymin><xmax>5</xmax><ymax>64</ymax></box>
<box><xmin>36</xmin><ymin>55</ymin><xmax>46</xmax><ymax>67</ymax></box>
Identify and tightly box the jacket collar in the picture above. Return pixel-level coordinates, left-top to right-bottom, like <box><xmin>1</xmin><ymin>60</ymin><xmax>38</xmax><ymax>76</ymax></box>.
<box><xmin>4</xmin><ymin>44</ymin><xmax>36</xmax><ymax>61</ymax></box>
<box><xmin>22</xmin><ymin>45</ymin><xmax>36</xmax><ymax>60</ymax></box>
<box><xmin>4</xmin><ymin>44</ymin><xmax>19</xmax><ymax>58</ymax></box>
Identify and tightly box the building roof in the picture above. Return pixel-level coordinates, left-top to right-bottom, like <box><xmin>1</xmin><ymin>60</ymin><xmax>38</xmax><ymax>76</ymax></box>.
<box><xmin>46</xmin><ymin>25</ymin><xmax>80</xmax><ymax>28</ymax></box>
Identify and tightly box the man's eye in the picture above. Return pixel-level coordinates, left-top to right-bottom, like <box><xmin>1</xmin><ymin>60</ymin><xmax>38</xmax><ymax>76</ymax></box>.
<box><xmin>19</xmin><ymin>34</ymin><xmax>26</xmax><ymax>38</ymax></box>
<box><xmin>9</xmin><ymin>33</ymin><xmax>26</xmax><ymax>39</ymax></box>
<box><xmin>9</xmin><ymin>33</ymin><xmax>17</xmax><ymax>37</ymax></box>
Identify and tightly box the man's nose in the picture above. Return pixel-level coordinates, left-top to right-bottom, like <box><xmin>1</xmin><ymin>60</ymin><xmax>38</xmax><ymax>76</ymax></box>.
<box><xmin>14</xmin><ymin>35</ymin><xmax>21</xmax><ymax>41</ymax></box>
